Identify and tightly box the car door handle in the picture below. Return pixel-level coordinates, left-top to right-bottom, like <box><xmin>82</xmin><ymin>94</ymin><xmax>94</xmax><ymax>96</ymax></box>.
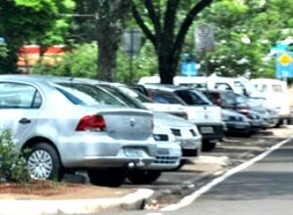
<box><xmin>19</xmin><ymin>118</ymin><xmax>31</xmax><ymax>124</ymax></box>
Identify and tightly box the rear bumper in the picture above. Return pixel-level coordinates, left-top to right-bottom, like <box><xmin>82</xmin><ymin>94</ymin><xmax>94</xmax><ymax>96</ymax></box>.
<box><xmin>57</xmin><ymin>134</ymin><xmax>157</xmax><ymax>168</ymax></box>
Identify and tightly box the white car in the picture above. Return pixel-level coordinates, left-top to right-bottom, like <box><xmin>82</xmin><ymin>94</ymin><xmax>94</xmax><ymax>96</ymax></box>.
<box><xmin>0</xmin><ymin>75</ymin><xmax>157</xmax><ymax>187</ymax></box>
<box><xmin>142</xmin><ymin>85</ymin><xmax>224</xmax><ymax>151</ymax></box>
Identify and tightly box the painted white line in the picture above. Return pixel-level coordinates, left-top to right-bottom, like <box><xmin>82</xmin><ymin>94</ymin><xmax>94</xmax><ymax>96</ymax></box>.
<box><xmin>161</xmin><ymin>137</ymin><xmax>293</xmax><ymax>211</ymax></box>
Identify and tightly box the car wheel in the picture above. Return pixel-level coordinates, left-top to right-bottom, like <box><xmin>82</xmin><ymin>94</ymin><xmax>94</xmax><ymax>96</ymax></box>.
<box><xmin>127</xmin><ymin>170</ymin><xmax>161</xmax><ymax>184</ymax></box>
<box><xmin>26</xmin><ymin>143</ymin><xmax>63</xmax><ymax>181</ymax></box>
<box><xmin>87</xmin><ymin>168</ymin><xmax>127</xmax><ymax>187</ymax></box>
<box><xmin>201</xmin><ymin>140</ymin><xmax>216</xmax><ymax>152</ymax></box>
<box><xmin>274</xmin><ymin>119</ymin><xmax>283</xmax><ymax>128</ymax></box>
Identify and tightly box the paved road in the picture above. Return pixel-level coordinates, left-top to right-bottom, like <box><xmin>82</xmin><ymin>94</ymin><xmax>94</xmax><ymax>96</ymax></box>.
<box><xmin>161</xmin><ymin>139</ymin><xmax>293</xmax><ymax>215</ymax></box>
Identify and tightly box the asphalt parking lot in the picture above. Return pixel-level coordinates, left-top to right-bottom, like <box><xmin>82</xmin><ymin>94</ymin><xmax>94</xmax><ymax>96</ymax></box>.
<box><xmin>122</xmin><ymin>125</ymin><xmax>293</xmax><ymax>209</ymax></box>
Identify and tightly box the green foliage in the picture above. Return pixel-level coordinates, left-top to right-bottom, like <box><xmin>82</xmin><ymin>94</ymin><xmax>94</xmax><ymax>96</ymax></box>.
<box><xmin>0</xmin><ymin>42</ymin><xmax>8</xmax><ymax>59</ymax></box>
<box><xmin>32</xmin><ymin>40</ymin><xmax>157</xmax><ymax>84</ymax></box>
<box><xmin>33</xmin><ymin>42</ymin><xmax>97</xmax><ymax>78</ymax></box>
<box><xmin>0</xmin><ymin>0</ymin><xmax>75</xmax><ymax>72</ymax></box>
<box><xmin>117</xmin><ymin>40</ymin><xmax>158</xmax><ymax>84</ymax></box>
<box><xmin>0</xmin><ymin>129</ymin><xmax>31</xmax><ymax>184</ymax></box>
<box><xmin>184</xmin><ymin>0</ymin><xmax>293</xmax><ymax>78</ymax></box>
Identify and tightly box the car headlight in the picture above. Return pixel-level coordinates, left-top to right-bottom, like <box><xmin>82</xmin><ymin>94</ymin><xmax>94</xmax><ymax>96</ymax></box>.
<box><xmin>221</xmin><ymin>112</ymin><xmax>229</xmax><ymax>121</ymax></box>
<box><xmin>153</xmin><ymin>134</ymin><xmax>169</xmax><ymax>141</ymax></box>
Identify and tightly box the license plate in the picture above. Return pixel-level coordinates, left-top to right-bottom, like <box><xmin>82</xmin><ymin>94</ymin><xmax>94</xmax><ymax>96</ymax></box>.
<box><xmin>200</xmin><ymin>126</ymin><xmax>214</xmax><ymax>134</ymax></box>
<box><xmin>182</xmin><ymin>139</ymin><xmax>196</xmax><ymax>149</ymax></box>
<box><xmin>157</xmin><ymin>148</ymin><xmax>169</xmax><ymax>155</ymax></box>
<box><xmin>124</xmin><ymin>148</ymin><xmax>143</xmax><ymax>157</ymax></box>
<box><xmin>234</xmin><ymin>124</ymin><xmax>246</xmax><ymax>129</ymax></box>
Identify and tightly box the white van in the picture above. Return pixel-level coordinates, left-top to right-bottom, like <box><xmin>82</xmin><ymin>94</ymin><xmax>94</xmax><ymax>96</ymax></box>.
<box><xmin>248</xmin><ymin>78</ymin><xmax>291</xmax><ymax>124</ymax></box>
<box><xmin>173</xmin><ymin>76</ymin><xmax>247</xmax><ymax>95</ymax></box>
<box><xmin>138</xmin><ymin>75</ymin><xmax>247</xmax><ymax>95</ymax></box>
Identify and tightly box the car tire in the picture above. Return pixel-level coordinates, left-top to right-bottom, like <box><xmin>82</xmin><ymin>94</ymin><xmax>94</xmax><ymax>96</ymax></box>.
<box><xmin>87</xmin><ymin>168</ymin><xmax>127</xmax><ymax>187</ymax></box>
<box><xmin>26</xmin><ymin>143</ymin><xmax>63</xmax><ymax>181</ymax></box>
<box><xmin>127</xmin><ymin>170</ymin><xmax>161</xmax><ymax>184</ymax></box>
<box><xmin>274</xmin><ymin>119</ymin><xmax>283</xmax><ymax>128</ymax></box>
<box><xmin>201</xmin><ymin>140</ymin><xmax>216</xmax><ymax>152</ymax></box>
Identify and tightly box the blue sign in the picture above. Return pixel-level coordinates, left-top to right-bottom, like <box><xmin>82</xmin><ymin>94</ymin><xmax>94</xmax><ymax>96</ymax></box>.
<box><xmin>0</xmin><ymin>37</ymin><xmax>4</xmax><ymax>43</ymax></box>
<box><xmin>181</xmin><ymin>61</ymin><xmax>197</xmax><ymax>76</ymax></box>
<box><xmin>276</xmin><ymin>52</ymin><xmax>293</xmax><ymax>78</ymax></box>
<box><xmin>271</xmin><ymin>43</ymin><xmax>289</xmax><ymax>53</ymax></box>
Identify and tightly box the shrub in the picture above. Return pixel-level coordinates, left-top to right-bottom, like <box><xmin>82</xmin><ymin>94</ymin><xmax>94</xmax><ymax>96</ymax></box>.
<box><xmin>0</xmin><ymin>129</ymin><xmax>31</xmax><ymax>184</ymax></box>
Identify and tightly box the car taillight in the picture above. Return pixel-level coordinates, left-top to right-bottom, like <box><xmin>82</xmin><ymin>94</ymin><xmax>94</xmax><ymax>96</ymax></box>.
<box><xmin>76</xmin><ymin>115</ymin><xmax>106</xmax><ymax>131</ymax></box>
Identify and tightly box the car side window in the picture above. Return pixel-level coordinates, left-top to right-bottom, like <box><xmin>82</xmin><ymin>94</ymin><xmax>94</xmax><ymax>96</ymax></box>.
<box><xmin>0</xmin><ymin>82</ymin><xmax>42</xmax><ymax>109</ymax></box>
<box><xmin>272</xmin><ymin>84</ymin><xmax>283</xmax><ymax>93</ymax></box>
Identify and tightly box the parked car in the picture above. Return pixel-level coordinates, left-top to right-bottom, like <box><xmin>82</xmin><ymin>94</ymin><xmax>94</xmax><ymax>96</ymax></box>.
<box><xmin>64</xmin><ymin>80</ymin><xmax>184</xmax><ymax>184</ymax></box>
<box><xmin>0</xmin><ymin>75</ymin><xmax>158</xmax><ymax>187</ymax></box>
<box><xmin>202</xmin><ymin>89</ymin><xmax>263</xmax><ymax>133</ymax></box>
<box><xmin>233</xmin><ymin>93</ymin><xmax>279</xmax><ymax>128</ymax></box>
<box><xmin>89</xmin><ymin>82</ymin><xmax>202</xmax><ymax>168</ymax></box>
<box><xmin>141</xmin><ymin>85</ymin><xmax>225</xmax><ymax>151</ymax></box>
<box><xmin>221</xmin><ymin>109</ymin><xmax>252</xmax><ymax>136</ymax></box>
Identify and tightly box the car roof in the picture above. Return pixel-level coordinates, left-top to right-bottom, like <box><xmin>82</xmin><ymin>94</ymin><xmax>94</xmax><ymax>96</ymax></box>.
<box><xmin>0</xmin><ymin>75</ymin><xmax>108</xmax><ymax>90</ymax></box>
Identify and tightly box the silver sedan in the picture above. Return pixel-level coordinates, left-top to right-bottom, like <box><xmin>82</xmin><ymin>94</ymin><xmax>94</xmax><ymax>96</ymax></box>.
<box><xmin>0</xmin><ymin>75</ymin><xmax>157</xmax><ymax>187</ymax></box>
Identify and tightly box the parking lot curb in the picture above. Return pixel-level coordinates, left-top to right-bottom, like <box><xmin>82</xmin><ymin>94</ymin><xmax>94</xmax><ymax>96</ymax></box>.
<box><xmin>0</xmin><ymin>188</ymin><xmax>154</xmax><ymax>215</ymax></box>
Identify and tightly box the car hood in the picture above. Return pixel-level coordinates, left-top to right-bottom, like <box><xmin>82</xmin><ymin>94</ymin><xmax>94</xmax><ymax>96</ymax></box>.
<box><xmin>222</xmin><ymin>108</ymin><xmax>245</xmax><ymax>118</ymax></box>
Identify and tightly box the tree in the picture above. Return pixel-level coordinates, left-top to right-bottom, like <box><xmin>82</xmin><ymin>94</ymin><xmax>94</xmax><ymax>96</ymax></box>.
<box><xmin>131</xmin><ymin>0</ymin><xmax>213</xmax><ymax>84</ymax></box>
<box><xmin>187</xmin><ymin>0</ymin><xmax>293</xmax><ymax>78</ymax></box>
<box><xmin>94</xmin><ymin>0</ymin><xmax>132</xmax><ymax>82</ymax></box>
<box><xmin>0</xmin><ymin>0</ymin><xmax>75</xmax><ymax>73</ymax></box>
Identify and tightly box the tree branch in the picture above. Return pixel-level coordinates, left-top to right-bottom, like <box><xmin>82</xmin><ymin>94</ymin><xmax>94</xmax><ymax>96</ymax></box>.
<box><xmin>145</xmin><ymin>0</ymin><xmax>162</xmax><ymax>39</ymax></box>
<box><xmin>131</xmin><ymin>2</ymin><xmax>156</xmax><ymax>46</ymax></box>
<box><xmin>163</xmin><ymin>0</ymin><xmax>180</xmax><ymax>42</ymax></box>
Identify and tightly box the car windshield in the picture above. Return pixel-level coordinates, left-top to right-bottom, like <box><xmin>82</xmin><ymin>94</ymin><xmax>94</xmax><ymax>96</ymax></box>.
<box><xmin>55</xmin><ymin>82</ymin><xmax>127</xmax><ymax>107</ymax></box>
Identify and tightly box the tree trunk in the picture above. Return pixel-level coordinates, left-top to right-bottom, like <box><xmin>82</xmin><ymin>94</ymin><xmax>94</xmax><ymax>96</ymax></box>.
<box><xmin>158</xmin><ymin>52</ymin><xmax>179</xmax><ymax>84</ymax></box>
<box><xmin>96</xmin><ymin>29</ymin><xmax>119</xmax><ymax>82</ymax></box>
<box><xmin>95</xmin><ymin>0</ymin><xmax>131</xmax><ymax>82</ymax></box>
